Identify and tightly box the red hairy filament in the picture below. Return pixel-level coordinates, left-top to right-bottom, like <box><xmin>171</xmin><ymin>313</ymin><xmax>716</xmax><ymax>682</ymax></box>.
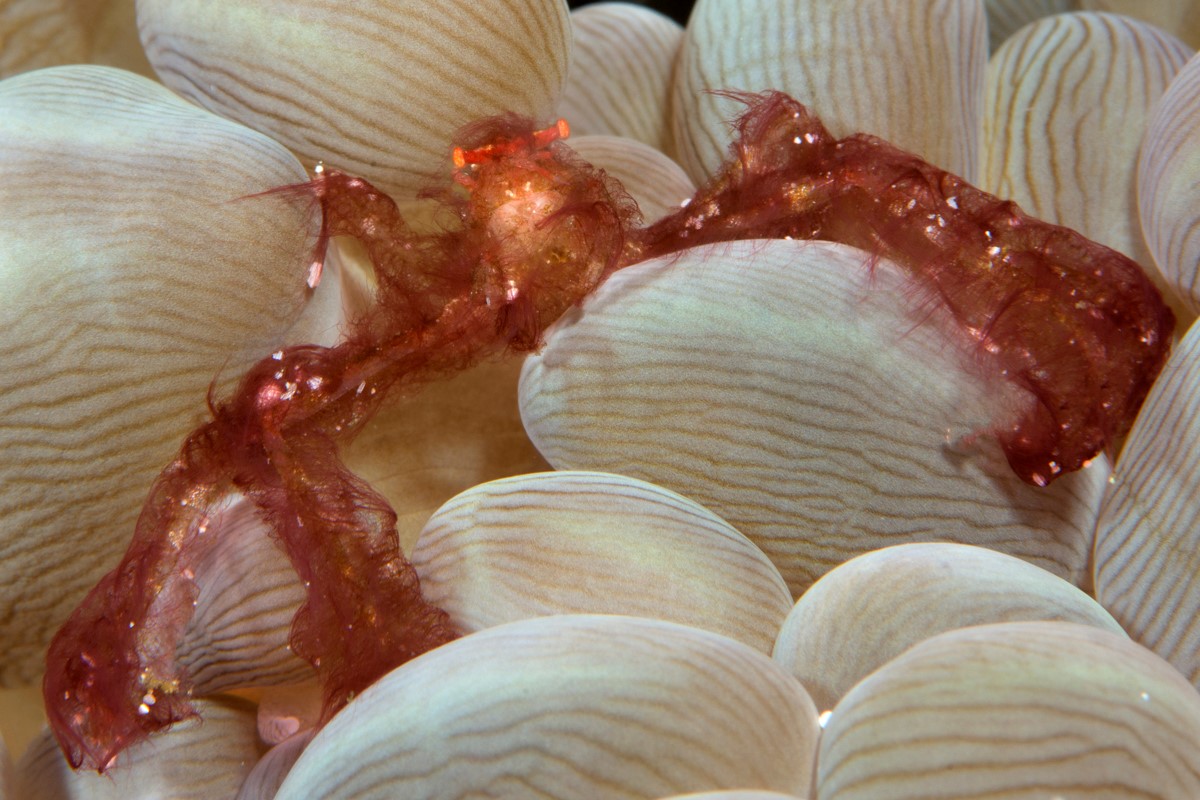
<box><xmin>44</xmin><ymin>108</ymin><xmax>636</xmax><ymax>772</ymax></box>
<box><xmin>44</xmin><ymin>91</ymin><xmax>1172</xmax><ymax>772</ymax></box>
<box><xmin>633</xmin><ymin>92</ymin><xmax>1173</xmax><ymax>486</ymax></box>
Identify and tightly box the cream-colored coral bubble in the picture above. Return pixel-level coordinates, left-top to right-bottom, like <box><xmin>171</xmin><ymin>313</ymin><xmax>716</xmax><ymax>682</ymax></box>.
<box><xmin>568</xmin><ymin>134</ymin><xmax>695</xmax><ymax>222</ymax></box>
<box><xmin>276</xmin><ymin>615</ymin><xmax>820</xmax><ymax>799</ymax></box>
<box><xmin>0</xmin><ymin>64</ymin><xmax>339</xmax><ymax>685</ymax></box>
<box><xmin>670</xmin><ymin>0</ymin><xmax>986</xmax><ymax>183</ymax></box>
<box><xmin>413</xmin><ymin>471</ymin><xmax>791</xmax><ymax>653</ymax></box>
<box><xmin>16</xmin><ymin>698</ymin><xmax>259</xmax><ymax>799</ymax></box>
<box><xmin>138</xmin><ymin>0</ymin><xmax>572</xmax><ymax>198</ymax></box>
<box><xmin>521</xmin><ymin>239</ymin><xmax>1106</xmax><ymax>595</ymax></box>
<box><xmin>983</xmin><ymin>11</ymin><xmax>1191</xmax><ymax>315</ymax></box>
<box><xmin>559</xmin><ymin>2</ymin><xmax>682</xmax><ymax>150</ymax></box>
<box><xmin>773</xmin><ymin>542</ymin><xmax>1124</xmax><ymax>711</ymax></box>
<box><xmin>818</xmin><ymin>621</ymin><xmax>1200</xmax><ymax>799</ymax></box>
<box><xmin>1095</xmin><ymin>317</ymin><xmax>1200</xmax><ymax>690</ymax></box>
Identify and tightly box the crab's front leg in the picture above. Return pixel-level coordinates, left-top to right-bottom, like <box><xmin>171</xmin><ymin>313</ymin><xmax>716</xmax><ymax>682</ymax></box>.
<box><xmin>273</xmin><ymin>166</ymin><xmax>470</xmax><ymax>332</ymax></box>
<box><xmin>42</xmin><ymin>429</ymin><xmax>230</xmax><ymax>772</ymax></box>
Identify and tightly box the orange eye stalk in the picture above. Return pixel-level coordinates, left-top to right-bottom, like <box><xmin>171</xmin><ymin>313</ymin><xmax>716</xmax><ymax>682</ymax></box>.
<box><xmin>452</xmin><ymin>118</ymin><xmax>570</xmax><ymax>169</ymax></box>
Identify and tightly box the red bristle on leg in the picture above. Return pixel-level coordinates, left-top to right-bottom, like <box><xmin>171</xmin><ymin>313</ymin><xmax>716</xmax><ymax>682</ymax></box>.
<box><xmin>44</xmin><ymin>114</ymin><xmax>639</xmax><ymax>772</ymax></box>
<box><xmin>636</xmin><ymin>91</ymin><xmax>1174</xmax><ymax>485</ymax></box>
<box><xmin>42</xmin><ymin>435</ymin><xmax>223</xmax><ymax>770</ymax></box>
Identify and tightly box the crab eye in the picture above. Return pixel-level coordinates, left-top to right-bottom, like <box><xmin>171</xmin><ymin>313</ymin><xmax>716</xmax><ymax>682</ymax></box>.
<box><xmin>452</xmin><ymin>118</ymin><xmax>572</xmax><ymax>171</ymax></box>
<box><xmin>530</xmin><ymin>118</ymin><xmax>570</xmax><ymax>149</ymax></box>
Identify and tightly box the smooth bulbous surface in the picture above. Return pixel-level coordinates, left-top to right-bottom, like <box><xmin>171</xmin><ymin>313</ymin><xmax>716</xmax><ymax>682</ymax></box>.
<box><xmin>521</xmin><ymin>239</ymin><xmax>1107</xmax><ymax>594</ymax></box>
<box><xmin>0</xmin><ymin>64</ymin><xmax>334</xmax><ymax>685</ymax></box>
<box><xmin>0</xmin><ymin>0</ymin><xmax>152</xmax><ymax>79</ymax></box>
<box><xmin>817</xmin><ymin>621</ymin><xmax>1200</xmax><ymax>799</ymax></box>
<box><xmin>16</xmin><ymin>698</ymin><xmax>259</xmax><ymax>799</ymax></box>
<box><xmin>983</xmin><ymin>11</ymin><xmax>1191</xmax><ymax>305</ymax></box>
<box><xmin>983</xmin><ymin>0</ymin><xmax>1075</xmax><ymax>51</ymax></box>
<box><xmin>1139</xmin><ymin>50</ymin><xmax>1200</xmax><ymax>316</ymax></box>
<box><xmin>1095</xmin><ymin>317</ymin><xmax>1200</xmax><ymax>689</ymax></box>
<box><xmin>138</xmin><ymin>0</ymin><xmax>572</xmax><ymax>198</ymax></box>
<box><xmin>773</xmin><ymin>542</ymin><xmax>1124</xmax><ymax>711</ymax></box>
<box><xmin>671</xmin><ymin>0</ymin><xmax>986</xmax><ymax>182</ymax></box>
<box><xmin>567</xmin><ymin>134</ymin><xmax>695</xmax><ymax>221</ymax></box>
<box><xmin>1079</xmin><ymin>0</ymin><xmax>1200</xmax><ymax>47</ymax></box>
<box><xmin>558</xmin><ymin>2</ymin><xmax>682</xmax><ymax>151</ymax></box>
<box><xmin>413</xmin><ymin>471</ymin><xmax>792</xmax><ymax>653</ymax></box>
<box><xmin>234</xmin><ymin>729</ymin><xmax>314</xmax><ymax>800</ymax></box>
<box><xmin>276</xmin><ymin>615</ymin><xmax>820</xmax><ymax>799</ymax></box>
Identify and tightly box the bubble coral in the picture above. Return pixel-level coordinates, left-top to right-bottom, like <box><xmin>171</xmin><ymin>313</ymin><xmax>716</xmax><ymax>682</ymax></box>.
<box><xmin>44</xmin><ymin>84</ymin><xmax>1173</xmax><ymax>771</ymax></box>
<box><xmin>2</xmin><ymin>0</ymin><xmax>1200</xmax><ymax>791</ymax></box>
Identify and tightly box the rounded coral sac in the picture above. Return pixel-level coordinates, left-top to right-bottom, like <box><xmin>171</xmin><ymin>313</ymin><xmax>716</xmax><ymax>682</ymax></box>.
<box><xmin>412</xmin><ymin>471</ymin><xmax>792</xmax><ymax>653</ymax></box>
<box><xmin>1095</xmin><ymin>317</ymin><xmax>1200</xmax><ymax>690</ymax></box>
<box><xmin>816</xmin><ymin>621</ymin><xmax>1200</xmax><ymax>799</ymax></box>
<box><xmin>520</xmin><ymin>238</ymin><xmax>1107</xmax><ymax>595</ymax></box>
<box><xmin>983</xmin><ymin>0</ymin><xmax>1075</xmax><ymax>52</ymax></box>
<box><xmin>0</xmin><ymin>64</ymin><xmax>333</xmax><ymax>685</ymax></box>
<box><xmin>1079</xmin><ymin>0</ymin><xmax>1200</xmax><ymax>47</ymax></box>
<box><xmin>558</xmin><ymin>2</ymin><xmax>683</xmax><ymax>151</ymax></box>
<box><xmin>1139</xmin><ymin>50</ymin><xmax>1200</xmax><ymax>316</ymax></box>
<box><xmin>566</xmin><ymin>134</ymin><xmax>696</xmax><ymax>222</ymax></box>
<box><xmin>670</xmin><ymin>0</ymin><xmax>986</xmax><ymax>183</ymax></box>
<box><xmin>137</xmin><ymin>0</ymin><xmax>572</xmax><ymax>198</ymax></box>
<box><xmin>773</xmin><ymin>542</ymin><xmax>1124</xmax><ymax>711</ymax></box>
<box><xmin>0</xmin><ymin>0</ymin><xmax>154</xmax><ymax>79</ymax></box>
<box><xmin>274</xmin><ymin>615</ymin><xmax>820</xmax><ymax>799</ymax></box>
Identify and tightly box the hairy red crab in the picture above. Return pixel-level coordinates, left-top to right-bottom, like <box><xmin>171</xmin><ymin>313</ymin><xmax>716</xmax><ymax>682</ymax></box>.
<box><xmin>44</xmin><ymin>91</ymin><xmax>1173</xmax><ymax>772</ymax></box>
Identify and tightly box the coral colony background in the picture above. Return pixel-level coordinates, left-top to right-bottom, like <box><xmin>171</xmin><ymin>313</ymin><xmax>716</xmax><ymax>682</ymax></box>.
<box><xmin>4</xmin><ymin>0</ymin><xmax>1200</xmax><ymax>798</ymax></box>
